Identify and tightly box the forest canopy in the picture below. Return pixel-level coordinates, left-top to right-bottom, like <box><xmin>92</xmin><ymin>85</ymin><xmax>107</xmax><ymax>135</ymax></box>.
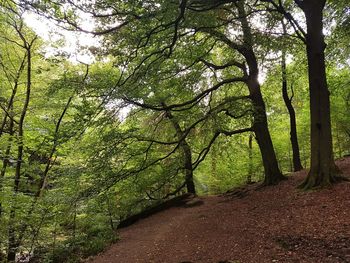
<box><xmin>0</xmin><ymin>0</ymin><xmax>349</xmax><ymax>262</ymax></box>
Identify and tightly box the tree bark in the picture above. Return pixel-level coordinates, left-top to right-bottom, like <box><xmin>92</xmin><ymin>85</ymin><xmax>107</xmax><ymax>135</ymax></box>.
<box><xmin>7</xmin><ymin>37</ymin><xmax>35</xmax><ymax>262</ymax></box>
<box><xmin>281</xmin><ymin>43</ymin><xmax>303</xmax><ymax>172</ymax></box>
<box><xmin>7</xmin><ymin>209</ymin><xmax>19</xmax><ymax>262</ymax></box>
<box><xmin>164</xmin><ymin>109</ymin><xmax>196</xmax><ymax>194</ymax></box>
<box><xmin>237</xmin><ymin>0</ymin><xmax>285</xmax><ymax>185</ymax></box>
<box><xmin>247</xmin><ymin>133</ymin><xmax>253</xmax><ymax>184</ymax></box>
<box><xmin>249</xmin><ymin>78</ymin><xmax>285</xmax><ymax>185</ymax></box>
<box><xmin>14</xmin><ymin>95</ymin><xmax>74</xmax><ymax>248</ymax></box>
<box><xmin>0</xmin><ymin>53</ymin><xmax>26</xmax><ymax>138</ymax></box>
<box><xmin>0</xmin><ymin>116</ymin><xmax>14</xmax><ymax>218</ymax></box>
<box><xmin>0</xmin><ymin>114</ymin><xmax>14</xmax><ymax>259</ymax></box>
<box><xmin>297</xmin><ymin>0</ymin><xmax>339</xmax><ymax>188</ymax></box>
<box><xmin>37</xmin><ymin>95</ymin><xmax>73</xmax><ymax>197</ymax></box>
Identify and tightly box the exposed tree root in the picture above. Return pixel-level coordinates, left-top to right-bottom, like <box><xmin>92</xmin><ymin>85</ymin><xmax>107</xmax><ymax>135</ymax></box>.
<box><xmin>298</xmin><ymin>167</ymin><xmax>346</xmax><ymax>190</ymax></box>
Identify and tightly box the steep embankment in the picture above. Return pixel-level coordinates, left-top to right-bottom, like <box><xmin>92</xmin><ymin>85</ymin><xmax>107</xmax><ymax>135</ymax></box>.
<box><xmin>88</xmin><ymin>157</ymin><xmax>350</xmax><ymax>263</ymax></box>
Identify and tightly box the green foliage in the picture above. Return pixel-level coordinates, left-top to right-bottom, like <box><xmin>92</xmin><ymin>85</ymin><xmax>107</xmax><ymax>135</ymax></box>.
<box><xmin>0</xmin><ymin>0</ymin><xmax>349</xmax><ymax>261</ymax></box>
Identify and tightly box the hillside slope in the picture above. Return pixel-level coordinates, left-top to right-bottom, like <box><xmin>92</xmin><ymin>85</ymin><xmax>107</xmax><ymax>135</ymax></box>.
<box><xmin>87</xmin><ymin>157</ymin><xmax>350</xmax><ymax>263</ymax></box>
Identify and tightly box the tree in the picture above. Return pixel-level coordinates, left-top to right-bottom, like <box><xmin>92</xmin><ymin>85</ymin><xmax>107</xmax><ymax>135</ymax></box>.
<box><xmin>163</xmin><ymin>107</ymin><xmax>196</xmax><ymax>194</ymax></box>
<box><xmin>0</xmin><ymin>0</ymin><xmax>348</xmax><ymax>260</ymax></box>
<box><xmin>22</xmin><ymin>0</ymin><xmax>287</xmax><ymax>185</ymax></box>
<box><xmin>236</xmin><ymin>0</ymin><xmax>285</xmax><ymax>185</ymax></box>
<box><xmin>294</xmin><ymin>0</ymin><xmax>339</xmax><ymax>188</ymax></box>
<box><xmin>200</xmin><ymin>0</ymin><xmax>285</xmax><ymax>184</ymax></box>
<box><xmin>261</xmin><ymin>0</ymin><xmax>343</xmax><ymax>188</ymax></box>
<box><xmin>281</xmin><ymin>19</ymin><xmax>303</xmax><ymax>172</ymax></box>
<box><xmin>0</xmin><ymin>5</ymin><xmax>38</xmax><ymax>260</ymax></box>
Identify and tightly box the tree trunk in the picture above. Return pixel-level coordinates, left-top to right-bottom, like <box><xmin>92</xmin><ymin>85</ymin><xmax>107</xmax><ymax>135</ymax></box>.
<box><xmin>182</xmin><ymin>142</ymin><xmax>196</xmax><ymax>194</ymax></box>
<box><xmin>7</xmin><ymin>42</ymin><xmax>33</xmax><ymax>262</ymax></box>
<box><xmin>281</xmin><ymin>44</ymin><xmax>303</xmax><ymax>172</ymax></box>
<box><xmin>210</xmin><ymin>120</ymin><xmax>219</xmax><ymax>192</ymax></box>
<box><xmin>249</xmin><ymin>80</ymin><xmax>285</xmax><ymax>185</ymax></box>
<box><xmin>0</xmin><ymin>51</ymin><xmax>26</xmax><ymax>138</ymax></box>
<box><xmin>247</xmin><ymin>133</ymin><xmax>253</xmax><ymax>184</ymax></box>
<box><xmin>0</xmin><ymin>116</ymin><xmax>14</xmax><ymax>217</ymax></box>
<box><xmin>164</xmin><ymin>109</ymin><xmax>196</xmax><ymax>194</ymax></box>
<box><xmin>16</xmin><ymin>88</ymin><xmax>75</xmax><ymax>248</ymax></box>
<box><xmin>7</xmin><ymin>209</ymin><xmax>19</xmax><ymax>262</ymax></box>
<box><xmin>237</xmin><ymin>0</ymin><xmax>285</xmax><ymax>185</ymax></box>
<box><xmin>0</xmin><ymin>118</ymin><xmax>14</xmax><ymax>258</ymax></box>
<box><xmin>298</xmin><ymin>0</ymin><xmax>339</xmax><ymax>188</ymax></box>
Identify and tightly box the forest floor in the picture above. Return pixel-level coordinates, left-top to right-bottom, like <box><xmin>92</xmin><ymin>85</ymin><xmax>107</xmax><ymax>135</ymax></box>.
<box><xmin>87</xmin><ymin>157</ymin><xmax>350</xmax><ymax>263</ymax></box>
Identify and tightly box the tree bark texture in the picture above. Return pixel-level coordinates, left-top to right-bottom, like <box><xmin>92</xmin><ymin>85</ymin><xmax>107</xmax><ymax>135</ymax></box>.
<box><xmin>298</xmin><ymin>0</ymin><xmax>339</xmax><ymax>188</ymax></box>
<box><xmin>248</xmin><ymin>77</ymin><xmax>285</xmax><ymax>185</ymax></box>
<box><xmin>237</xmin><ymin>0</ymin><xmax>285</xmax><ymax>185</ymax></box>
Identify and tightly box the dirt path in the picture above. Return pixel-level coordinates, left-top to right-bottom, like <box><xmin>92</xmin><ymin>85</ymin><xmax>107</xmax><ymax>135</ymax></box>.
<box><xmin>88</xmin><ymin>157</ymin><xmax>350</xmax><ymax>263</ymax></box>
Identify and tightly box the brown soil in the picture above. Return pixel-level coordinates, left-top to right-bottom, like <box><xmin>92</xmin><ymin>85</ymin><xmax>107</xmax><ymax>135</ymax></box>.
<box><xmin>87</xmin><ymin>157</ymin><xmax>350</xmax><ymax>263</ymax></box>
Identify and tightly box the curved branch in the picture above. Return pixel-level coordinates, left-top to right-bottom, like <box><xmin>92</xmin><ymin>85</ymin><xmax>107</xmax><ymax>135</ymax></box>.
<box><xmin>122</xmin><ymin>76</ymin><xmax>247</xmax><ymax>111</ymax></box>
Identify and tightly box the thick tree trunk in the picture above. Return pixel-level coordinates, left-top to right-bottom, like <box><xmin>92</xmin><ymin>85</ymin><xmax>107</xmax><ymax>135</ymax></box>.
<box><xmin>237</xmin><ymin>0</ymin><xmax>285</xmax><ymax>185</ymax></box>
<box><xmin>281</xmin><ymin>49</ymin><xmax>303</xmax><ymax>172</ymax></box>
<box><xmin>249</xmin><ymin>78</ymin><xmax>285</xmax><ymax>185</ymax></box>
<box><xmin>298</xmin><ymin>0</ymin><xmax>339</xmax><ymax>188</ymax></box>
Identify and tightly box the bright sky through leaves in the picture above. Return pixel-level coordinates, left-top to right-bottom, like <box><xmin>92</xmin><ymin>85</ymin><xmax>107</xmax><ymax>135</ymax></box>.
<box><xmin>23</xmin><ymin>10</ymin><xmax>99</xmax><ymax>64</ymax></box>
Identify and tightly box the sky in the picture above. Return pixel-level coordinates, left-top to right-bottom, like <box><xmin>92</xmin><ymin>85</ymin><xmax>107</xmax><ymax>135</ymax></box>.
<box><xmin>23</xmin><ymin>11</ymin><xmax>99</xmax><ymax>64</ymax></box>
<box><xmin>22</xmin><ymin>10</ymin><xmax>132</xmax><ymax>120</ymax></box>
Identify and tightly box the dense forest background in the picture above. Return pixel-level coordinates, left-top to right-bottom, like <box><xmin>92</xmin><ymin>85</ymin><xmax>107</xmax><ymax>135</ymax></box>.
<box><xmin>0</xmin><ymin>0</ymin><xmax>349</xmax><ymax>262</ymax></box>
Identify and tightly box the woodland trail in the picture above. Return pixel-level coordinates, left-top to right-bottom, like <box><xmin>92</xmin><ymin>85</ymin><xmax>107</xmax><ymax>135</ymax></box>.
<box><xmin>87</xmin><ymin>157</ymin><xmax>350</xmax><ymax>263</ymax></box>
